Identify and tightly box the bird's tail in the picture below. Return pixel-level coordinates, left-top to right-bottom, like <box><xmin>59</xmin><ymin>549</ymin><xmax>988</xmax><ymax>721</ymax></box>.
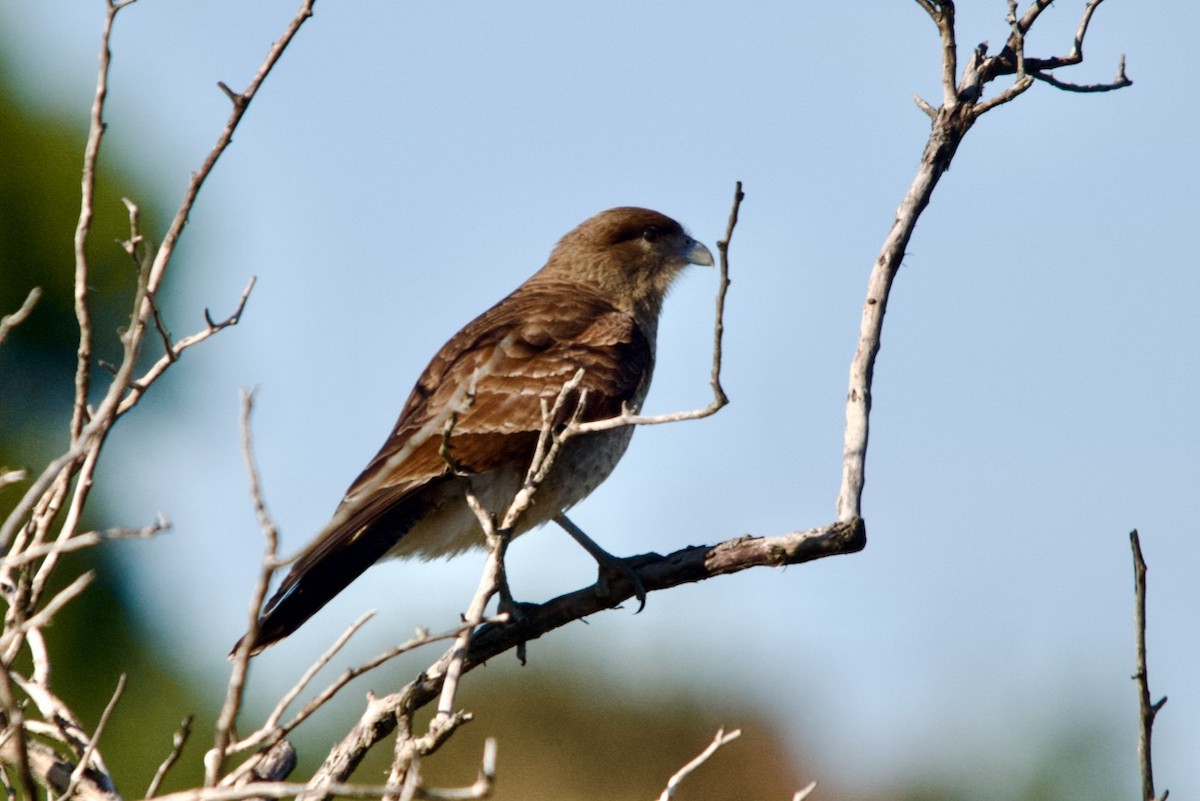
<box><xmin>232</xmin><ymin>488</ymin><xmax>432</xmax><ymax>655</ymax></box>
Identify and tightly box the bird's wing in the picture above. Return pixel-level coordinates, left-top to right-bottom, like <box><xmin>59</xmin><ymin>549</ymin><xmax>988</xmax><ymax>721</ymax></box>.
<box><xmin>346</xmin><ymin>282</ymin><xmax>653</xmax><ymax>500</ymax></box>
<box><xmin>244</xmin><ymin>284</ymin><xmax>652</xmax><ymax>652</ymax></box>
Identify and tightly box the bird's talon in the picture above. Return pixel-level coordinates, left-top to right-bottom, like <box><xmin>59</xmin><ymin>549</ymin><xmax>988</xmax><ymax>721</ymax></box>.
<box><xmin>594</xmin><ymin>557</ymin><xmax>647</xmax><ymax>612</ymax></box>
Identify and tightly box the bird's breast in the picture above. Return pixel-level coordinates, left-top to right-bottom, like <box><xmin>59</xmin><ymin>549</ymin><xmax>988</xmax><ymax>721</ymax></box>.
<box><xmin>384</xmin><ymin>425</ymin><xmax>635</xmax><ymax>561</ymax></box>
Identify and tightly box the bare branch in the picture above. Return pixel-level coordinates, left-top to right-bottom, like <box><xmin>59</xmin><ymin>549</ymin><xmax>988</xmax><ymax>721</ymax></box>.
<box><xmin>146</xmin><ymin>781</ymin><xmax>411</xmax><ymax>801</ymax></box>
<box><xmin>308</xmin><ymin>517</ymin><xmax>865</xmax><ymax>785</ymax></box>
<box><xmin>971</xmin><ymin>0</ymin><xmax>1037</xmax><ymax>114</ymax></box>
<box><xmin>709</xmin><ymin>180</ymin><xmax>740</xmax><ymax>408</ymax></box>
<box><xmin>0</xmin><ymin>469</ymin><xmax>27</xmax><ymax>492</ymax></box>
<box><xmin>59</xmin><ymin>673</ymin><xmax>125</xmax><ymax>801</ymax></box>
<box><xmin>434</xmin><ymin>482</ymin><xmax>509</xmax><ymax>718</ymax></box>
<box><xmin>0</xmin><ymin>288</ymin><xmax>42</xmax><ymax>347</ymax></box>
<box><xmin>70</xmin><ymin>0</ymin><xmax>134</xmax><ymax>442</ymax></box>
<box><xmin>992</xmin><ymin>0</ymin><xmax>1131</xmax><ymax>93</ymax></box>
<box><xmin>973</xmin><ymin>74</ymin><xmax>1034</xmax><ymax>115</ymax></box>
<box><xmin>0</xmin><ymin>572</ymin><xmax>93</xmax><ymax>649</ymax></box>
<box><xmin>146</xmin><ymin>716</ymin><xmax>195</xmax><ymax>798</ymax></box>
<box><xmin>1012</xmin><ymin>0</ymin><xmax>1055</xmax><ymax>36</ymax></box>
<box><xmin>240</xmin><ymin>612</ymin><xmax>375</xmax><ymax>751</ymax></box>
<box><xmin>411</xmin><ymin>737</ymin><xmax>495</xmax><ymax>800</ymax></box>
<box><xmin>1131</xmin><ymin>530</ymin><xmax>1168</xmax><ymax>801</ymax></box>
<box><xmin>211</xmin><ymin>389</ymin><xmax>283</xmax><ymax>785</ymax></box>
<box><xmin>224</xmin><ymin>615</ymin><xmax>504</xmax><ymax>772</ymax></box>
<box><xmin>912</xmin><ymin>93</ymin><xmax>936</xmax><ymax>119</ymax></box>
<box><xmin>0</xmin><ymin>668</ymin><xmax>38</xmax><ymax>800</ymax></box>
<box><xmin>922</xmin><ymin>1</ymin><xmax>958</xmax><ymax>108</ymax></box>
<box><xmin>0</xmin><ymin>219</ymin><xmax>153</xmax><ymax>552</ymax></box>
<box><xmin>117</xmin><ymin>276</ymin><xmax>256</xmax><ymax>417</ymax></box>
<box><xmin>656</xmin><ymin>727</ymin><xmax>741</xmax><ymax>801</ymax></box>
<box><xmin>1029</xmin><ymin>58</ymin><xmax>1132</xmax><ymax>93</ymax></box>
<box><xmin>0</xmin><ymin>518</ymin><xmax>166</xmax><ymax>570</ymax></box>
<box><xmin>793</xmin><ymin>782</ymin><xmax>818</xmax><ymax>801</ymax></box>
<box><xmin>0</xmin><ymin>733</ymin><xmax>116</xmax><ymax>801</ymax></box>
<box><xmin>141</xmin><ymin>0</ymin><xmax>316</xmax><ymax>324</ymax></box>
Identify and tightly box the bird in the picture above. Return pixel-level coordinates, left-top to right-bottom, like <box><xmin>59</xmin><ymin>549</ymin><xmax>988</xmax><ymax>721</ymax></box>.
<box><xmin>238</xmin><ymin>207</ymin><xmax>714</xmax><ymax>653</ymax></box>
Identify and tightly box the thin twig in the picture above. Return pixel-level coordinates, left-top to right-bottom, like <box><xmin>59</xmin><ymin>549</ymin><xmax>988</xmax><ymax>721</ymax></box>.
<box><xmin>0</xmin><ymin>214</ymin><xmax>153</xmax><ymax>551</ymax></box>
<box><xmin>71</xmin><ymin>0</ymin><xmax>133</xmax><ymax>443</ymax></box>
<box><xmin>58</xmin><ymin>673</ymin><xmax>125</xmax><ymax>801</ymax></box>
<box><xmin>145</xmin><ymin>780</ymin><xmax>412</xmax><ymax>801</ymax></box>
<box><xmin>116</xmin><ymin>277</ymin><xmax>256</xmax><ymax>416</ymax></box>
<box><xmin>710</xmin><ymin>181</ymin><xmax>740</xmax><ymax>408</ymax></box>
<box><xmin>0</xmin><ymin>573</ymin><xmax>93</xmax><ymax>650</ymax></box>
<box><xmin>223</xmin><ymin>615</ymin><xmax>505</xmax><ymax>774</ymax></box>
<box><xmin>656</xmin><ymin>727</ymin><xmax>741</xmax><ymax>801</ymax></box>
<box><xmin>1130</xmin><ymin>530</ymin><xmax>1168</xmax><ymax>801</ymax></box>
<box><xmin>0</xmin><ymin>470</ymin><xmax>27</xmax><ymax>491</ymax></box>
<box><xmin>0</xmin><ymin>518</ymin><xmax>166</xmax><ymax>570</ymax></box>
<box><xmin>244</xmin><ymin>612</ymin><xmax>375</xmax><ymax>749</ymax></box>
<box><xmin>138</xmin><ymin>0</ymin><xmax>317</xmax><ymax>324</ymax></box>
<box><xmin>561</xmin><ymin>181</ymin><xmax>740</xmax><ymax>437</ymax></box>
<box><xmin>210</xmin><ymin>390</ymin><xmax>282</xmax><ymax>785</ymax></box>
<box><xmin>146</xmin><ymin>716</ymin><xmax>195</xmax><ymax>798</ymax></box>
<box><xmin>1029</xmin><ymin>63</ymin><xmax>1131</xmax><ymax>93</ymax></box>
<box><xmin>434</xmin><ymin>484</ymin><xmax>507</xmax><ymax>718</ymax></box>
<box><xmin>0</xmin><ymin>288</ymin><xmax>42</xmax><ymax>347</ymax></box>
<box><xmin>417</xmin><ymin>737</ymin><xmax>494</xmax><ymax>800</ymax></box>
<box><xmin>0</xmin><ymin>668</ymin><xmax>37</xmax><ymax>801</ymax></box>
<box><xmin>793</xmin><ymin>782</ymin><xmax>818</xmax><ymax>801</ymax></box>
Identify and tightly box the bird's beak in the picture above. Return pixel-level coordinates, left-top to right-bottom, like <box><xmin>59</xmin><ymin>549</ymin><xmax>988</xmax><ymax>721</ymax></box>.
<box><xmin>684</xmin><ymin>238</ymin><xmax>715</xmax><ymax>267</ymax></box>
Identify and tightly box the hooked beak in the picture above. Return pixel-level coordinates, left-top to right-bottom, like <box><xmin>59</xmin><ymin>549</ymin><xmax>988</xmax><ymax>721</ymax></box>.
<box><xmin>684</xmin><ymin>237</ymin><xmax>715</xmax><ymax>267</ymax></box>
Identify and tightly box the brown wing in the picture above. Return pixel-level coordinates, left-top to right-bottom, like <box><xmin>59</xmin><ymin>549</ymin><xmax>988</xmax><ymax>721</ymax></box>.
<box><xmin>346</xmin><ymin>280</ymin><xmax>653</xmax><ymax>500</ymax></box>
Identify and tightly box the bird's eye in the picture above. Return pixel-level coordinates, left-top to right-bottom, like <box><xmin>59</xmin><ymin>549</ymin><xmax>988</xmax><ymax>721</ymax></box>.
<box><xmin>641</xmin><ymin>226</ymin><xmax>663</xmax><ymax>243</ymax></box>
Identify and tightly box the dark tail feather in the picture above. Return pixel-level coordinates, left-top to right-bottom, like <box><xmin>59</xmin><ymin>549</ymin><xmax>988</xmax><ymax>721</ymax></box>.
<box><xmin>232</xmin><ymin>488</ymin><xmax>433</xmax><ymax>655</ymax></box>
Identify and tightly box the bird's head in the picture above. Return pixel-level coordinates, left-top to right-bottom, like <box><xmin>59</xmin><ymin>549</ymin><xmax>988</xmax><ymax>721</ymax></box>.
<box><xmin>540</xmin><ymin>207</ymin><xmax>714</xmax><ymax>320</ymax></box>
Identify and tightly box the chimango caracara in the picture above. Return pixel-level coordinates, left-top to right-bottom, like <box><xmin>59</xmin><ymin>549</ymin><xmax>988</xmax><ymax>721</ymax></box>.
<box><xmin>239</xmin><ymin>207</ymin><xmax>713</xmax><ymax>653</ymax></box>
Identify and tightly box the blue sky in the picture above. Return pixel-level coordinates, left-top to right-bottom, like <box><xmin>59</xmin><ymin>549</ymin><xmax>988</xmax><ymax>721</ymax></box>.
<box><xmin>5</xmin><ymin>1</ymin><xmax>1197</xmax><ymax>797</ymax></box>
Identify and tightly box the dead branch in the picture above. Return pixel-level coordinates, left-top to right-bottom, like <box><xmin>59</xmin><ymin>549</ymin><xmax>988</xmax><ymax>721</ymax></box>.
<box><xmin>210</xmin><ymin>390</ymin><xmax>284</xmax><ymax>786</ymax></box>
<box><xmin>0</xmin><ymin>288</ymin><xmax>42</xmax><ymax>348</ymax></box>
<box><xmin>304</xmin><ymin>517</ymin><xmax>864</xmax><ymax>788</ymax></box>
<box><xmin>1130</xmin><ymin>531</ymin><xmax>1168</xmax><ymax>801</ymax></box>
<box><xmin>656</xmin><ymin>728</ymin><xmax>741</xmax><ymax>801</ymax></box>
<box><xmin>146</xmin><ymin>716</ymin><xmax>194</xmax><ymax>798</ymax></box>
<box><xmin>840</xmin><ymin>0</ymin><xmax>1129</xmax><ymax>522</ymax></box>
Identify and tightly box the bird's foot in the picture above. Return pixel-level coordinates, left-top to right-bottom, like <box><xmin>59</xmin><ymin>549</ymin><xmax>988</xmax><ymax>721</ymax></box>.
<box><xmin>554</xmin><ymin>512</ymin><xmax>654</xmax><ymax>612</ymax></box>
<box><xmin>593</xmin><ymin>553</ymin><xmax>653</xmax><ymax>612</ymax></box>
<box><xmin>495</xmin><ymin>592</ymin><xmax>537</xmax><ymax>629</ymax></box>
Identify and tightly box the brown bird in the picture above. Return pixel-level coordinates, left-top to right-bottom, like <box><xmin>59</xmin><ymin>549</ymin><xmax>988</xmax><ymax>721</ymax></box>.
<box><xmin>241</xmin><ymin>207</ymin><xmax>713</xmax><ymax>653</ymax></box>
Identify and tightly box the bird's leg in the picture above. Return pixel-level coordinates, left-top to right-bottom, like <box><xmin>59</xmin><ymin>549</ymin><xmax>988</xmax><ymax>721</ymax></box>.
<box><xmin>553</xmin><ymin>512</ymin><xmax>647</xmax><ymax>611</ymax></box>
<box><xmin>493</xmin><ymin>551</ymin><xmax>520</xmax><ymax>618</ymax></box>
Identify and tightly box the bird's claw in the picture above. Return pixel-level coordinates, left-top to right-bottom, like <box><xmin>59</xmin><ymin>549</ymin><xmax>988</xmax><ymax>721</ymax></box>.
<box><xmin>594</xmin><ymin>553</ymin><xmax>656</xmax><ymax>612</ymax></box>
